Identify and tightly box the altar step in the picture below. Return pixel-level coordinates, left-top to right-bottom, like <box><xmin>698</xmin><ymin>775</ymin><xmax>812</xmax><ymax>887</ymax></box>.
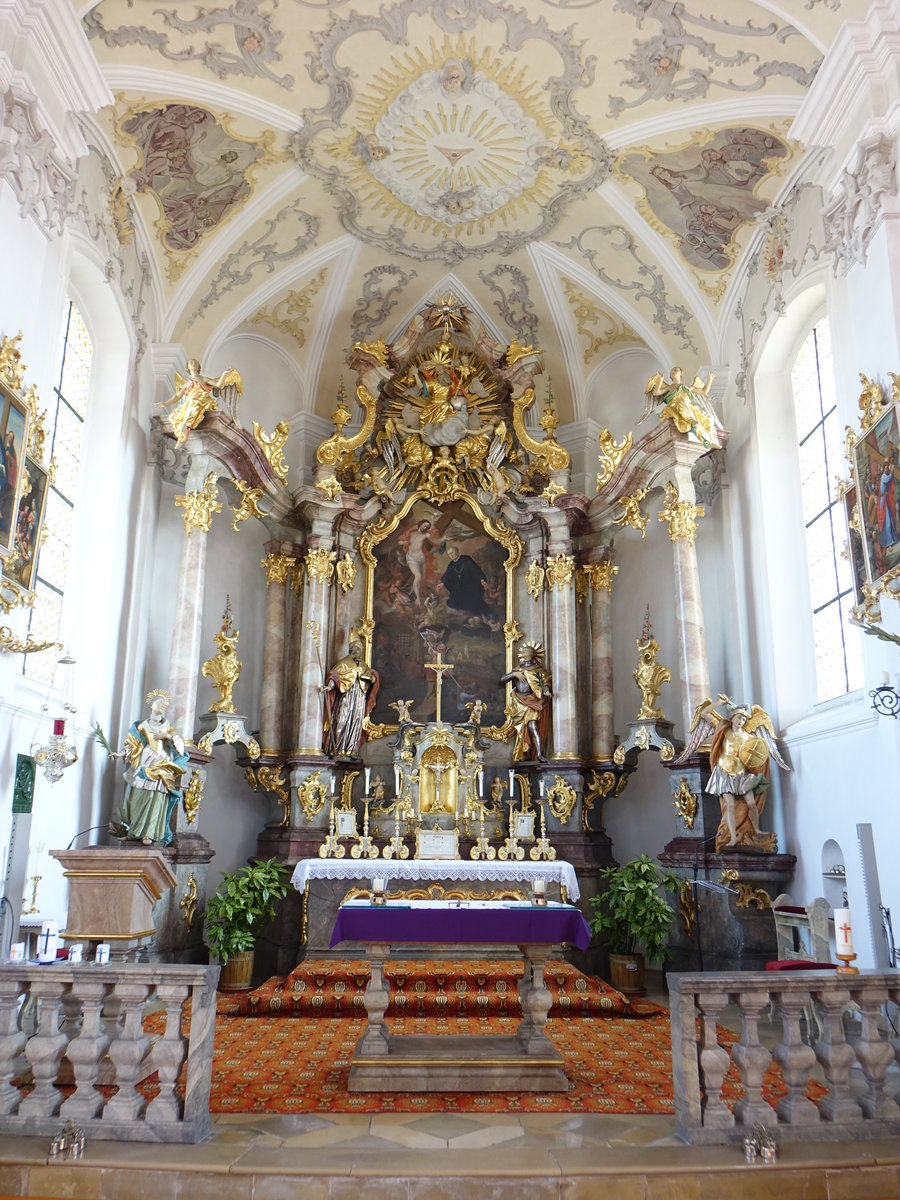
<box><xmin>221</xmin><ymin>957</ymin><xmax>660</xmax><ymax>1019</ymax></box>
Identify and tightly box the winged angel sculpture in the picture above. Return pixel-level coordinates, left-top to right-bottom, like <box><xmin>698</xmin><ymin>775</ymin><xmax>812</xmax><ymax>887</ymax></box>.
<box><xmin>639</xmin><ymin>366</ymin><xmax>723</xmax><ymax>448</ymax></box>
<box><xmin>157</xmin><ymin>358</ymin><xmax>243</xmax><ymax>446</ymax></box>
<box><xmin>673</xmin><ymin>694</ymin><xmax>790</xmax><ymax>853</ymax></box>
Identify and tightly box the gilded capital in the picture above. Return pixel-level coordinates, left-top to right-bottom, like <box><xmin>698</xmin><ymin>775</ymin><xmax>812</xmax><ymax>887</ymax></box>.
<box><xmin>545</xmin><ymin>551</ymin><xmax>575</xmax><ymax>590</ymax></box>
<box><xmin>261</xmin><ymin>551</ymin><xmax>297</xmax><ymax>587</ymax></box>
<box><xmin>175</xmin><ymin>472</ymin><xmax>222</xmax><ymax>534</ymax></box>
<box><xmin>305</xmin><ymin>545</ymin><xmax>336</xmax><ymax>584</ymax></box>
<box><xmin>585</xmin><ymin>561</ymin><xmax>618</xmax><ymax>593</ymax></box>
<box><xmin>658</xmin><ymin>480</ymin><xmax>704</xmax><ymax>543</ymax></box>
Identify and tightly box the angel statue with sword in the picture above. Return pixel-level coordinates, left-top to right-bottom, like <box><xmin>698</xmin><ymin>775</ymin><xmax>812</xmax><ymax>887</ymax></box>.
<box><xmin>673</xmin><ymin>693</ymin><xmax>790</xmax><ymax>853</ymax></box>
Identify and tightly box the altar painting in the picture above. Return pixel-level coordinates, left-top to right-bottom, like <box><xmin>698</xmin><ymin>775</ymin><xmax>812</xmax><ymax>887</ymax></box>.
<box><xmin>371</xmin><ymin>500</ymin><xmax>508</xmax><ymax>727</ymax></box>
<box><xmin>853</xmin><ymin>402</ymin><xmax>900</xmax><ymax>586</ymax></box>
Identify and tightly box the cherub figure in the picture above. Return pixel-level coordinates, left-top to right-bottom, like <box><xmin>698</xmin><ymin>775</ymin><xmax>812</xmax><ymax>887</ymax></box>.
<box><xmin>466</xmin><ymin>698</ymin><xmax>485</xmax><ymax>725</ymax></box>
<box><xmin>390</xmin><ymin>698</ymin><xmax>414</xmax><ymax>724</ymax></box>
<box><xmin>639</xmin><ymin>366</ymin><xmax>721</xmax><ymax>447</ymax></box>
<box><xmin>673</xmin><ymin>693</ymin><xmax>790</xmax><ymax>852</ymax></box>
<box><xmin>157</xmin><ymin>359</ymin><xmax>243</xmax><ymax>445</ymax></box>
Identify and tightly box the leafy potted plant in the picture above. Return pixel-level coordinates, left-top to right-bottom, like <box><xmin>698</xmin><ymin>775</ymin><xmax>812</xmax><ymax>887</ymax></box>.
<box><xmin>205</xmin><ymin>857</ymin><xmax>290</xmax><ymax>991</ymax></box>
<box><xmin>588</xmin><ymin>854</ymin><xmax>679</xmax><ymax>994</ymax></box>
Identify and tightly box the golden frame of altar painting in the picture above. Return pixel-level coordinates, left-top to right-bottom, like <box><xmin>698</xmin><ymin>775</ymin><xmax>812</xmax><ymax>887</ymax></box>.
<box><xmin>0</xmin><ymin>378</ymin><xmax>30</xmax><ymax>560</ymax></box>
<box><xmin>851</xmin><ymin>398</ymin><xmax>900</xmax><ymax>593</ymax></box>
<box><xmin>840</xmin><ymin>483</ymin><xmax>867</xmax><ymax>608</ymax></box>
<box><xmin>358</xmin><ymin>486</ymin><xmax>523</xmax><ymax>739</ymax></box>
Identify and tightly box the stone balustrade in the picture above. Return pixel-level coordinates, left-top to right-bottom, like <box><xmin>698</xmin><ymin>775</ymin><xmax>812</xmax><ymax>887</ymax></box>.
<box><xmin>0</xmin><ymin>962</ymin><xmax>219</xmax><ymax>1143</ymax></box>
<box><xmin>669</xmin><ymin>969</ymin><xmax>900</xmax><ymax>1145</ymax></box>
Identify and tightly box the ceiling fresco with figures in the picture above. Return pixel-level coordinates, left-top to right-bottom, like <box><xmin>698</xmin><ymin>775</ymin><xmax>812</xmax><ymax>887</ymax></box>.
<box><xmin>76</xmin><ymin>0</ymin><xmax>870</xmax><ymax>422</ymax></box>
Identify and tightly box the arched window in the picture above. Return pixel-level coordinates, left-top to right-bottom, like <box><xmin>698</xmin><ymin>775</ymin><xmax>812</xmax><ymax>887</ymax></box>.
<box><xmin>23</xmin><ymin>299</ymin><xmax>93</xmax><ymax>683</ymax></box>
<box><xmin>789</xmin><ymin>317</ymin><xmax>862</xmax><ymax>702</ymax></box>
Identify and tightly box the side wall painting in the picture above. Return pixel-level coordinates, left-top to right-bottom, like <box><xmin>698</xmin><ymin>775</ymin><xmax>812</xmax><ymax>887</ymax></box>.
<box><xmin>370</xmin><ymin>499</ymin><xmax>508</xmax><ymax>727</ymax></box>
<box><xmin>0</xmin><ymin>381</ymin><xmax>28</xmax><ymax>556</ymax></box>
<box><xmin>854</xmin><ymin>402</ymin><xmax>900</xmax><ymax>587</ymax></box>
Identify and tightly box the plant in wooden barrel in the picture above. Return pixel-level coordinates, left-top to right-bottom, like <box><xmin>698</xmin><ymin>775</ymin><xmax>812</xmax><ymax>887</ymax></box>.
<box><xmin>205</xmin><ymin>858</ymin><xmax>290</xmax><ymax>990</ymax></box>
<box><xmin>588</xmin><ymin>855</ymin><xmax>679</xmax><ymax>995</ymax></box>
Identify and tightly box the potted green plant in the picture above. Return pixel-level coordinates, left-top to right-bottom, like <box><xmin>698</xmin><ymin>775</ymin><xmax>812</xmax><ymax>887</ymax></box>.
<box><xmin>205</xmin><ymin>857</ymin><xmax>290</xmax><ymax>991</ymax></box>
<box><xmin>588</xmin><ymin>854</ymin><xmax>679</xmax><ymax>994</ymax></box>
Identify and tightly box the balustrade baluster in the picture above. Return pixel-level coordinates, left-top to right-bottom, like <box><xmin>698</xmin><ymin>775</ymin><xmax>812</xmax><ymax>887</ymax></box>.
<box><xmin>731</xmin><ymin>989</ymin><xmax>773</xmax><ymax>1127</ymax></box>
<box><xmin>771</xmin><ymin>989</ymin><xmax>820</xmax><ymax>1124</ymax></box>
<box><xmin>60</xmin><ymin>979</ymin><xmax>112</xmax><ymax>1121</ymax></box>
<box><xmin>695</xmin><ymin>990</ymin><xmax>733</xmax><ymax>1128</ymax></box>
<box><xmin>850</xmin><ymin>984</ymin><xmax>900</xmax><ymax>1120</ymax></box>
<box><xmin>147</xmin><ymin>984</ymin><xmax>189</xmax><ymax>1123</ymax></box>
<box><xmin>813</xmin><ymin>986</ymin><xmax>861</xmax><ymax>1122</ymax></box>
<box><xmin>0</xmin><ymin>979</ymin><xmax>27</xmax><ymax>1114</ymax></box>
<box><xmin>19</xmin><ymin>979</ymin><xmax>68</xmax><ymax>1119</ymax></box>
<box><xmin>103</xmin><ymin>982</ymin><xmax>152</xmax><ymax>1122</ymax></box>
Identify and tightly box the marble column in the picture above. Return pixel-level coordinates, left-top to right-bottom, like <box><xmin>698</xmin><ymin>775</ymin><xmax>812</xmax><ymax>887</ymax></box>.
<box><xmin>295</xmin><ymin>541</ymin><xmax>335</xmax><ymax>757</ymax></box>
<box><xmin>659</xmin><ymin>467</ymin><xmax>710</xmax><ymax>732</ymax></box>
<box><xmin>588</xmin><ymin>558</ymin><xmax>618</xmax><ymax>760</ymax></box>
<box><xmin>168</xmin><ymin>459</ymin><xmax>221</xmax><ymax>739</ymax></box>
<box><xmin>283</xmin><ymin>561</ymin><xmax>305</xmax><ymax>754</ymax></box>
<box><xmin>259</xmin><ymin>546</ymin><xmax>296</xmax><ymax>755</ymax></box>
<box><xmin>545</xmin><ymin>534</ymin><xmax>578</xmax><ymax>761</ymax></box>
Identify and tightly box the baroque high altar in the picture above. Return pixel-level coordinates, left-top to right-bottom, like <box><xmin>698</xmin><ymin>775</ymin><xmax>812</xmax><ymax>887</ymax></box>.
<box><xmin>156</xmin><ymin>294</ymin><xmax>791</xmax><ymax>974</ymax></box>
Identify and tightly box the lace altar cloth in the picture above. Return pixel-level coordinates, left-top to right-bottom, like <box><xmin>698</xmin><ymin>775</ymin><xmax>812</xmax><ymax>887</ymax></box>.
<box><xmin>290</xmin><ymin>857</ymin><xmax>581</xmax><ymax>900</ymax></box>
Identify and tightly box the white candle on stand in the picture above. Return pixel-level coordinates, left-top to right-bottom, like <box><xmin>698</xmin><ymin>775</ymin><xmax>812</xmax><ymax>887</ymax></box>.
<box><xmin>478</xmin><ymin>769</ymin><xmax>484</xmax><ymax>798</ymax></box>
<box><xmin>508</xmin><ymin>768</ymin><xmax>514</xmax><ymax>797</ymax></box>
<box><xmin>394</xmin><ymin>764</ymin><xmax>400</xmax><ymax>794</ymax></box>
<box><xmin>364</xmin><ymin>767</ymin><xmax>371</xmax><ymax>793</ymax></box>
<box><xmin>834</xmin><ymin>908</ymin><xmax>854</xmax><ymax>955</ymax></box>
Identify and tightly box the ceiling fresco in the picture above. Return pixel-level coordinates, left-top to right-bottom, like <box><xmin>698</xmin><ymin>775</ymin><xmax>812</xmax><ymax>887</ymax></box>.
<box><xmin>75</xmin><ymin>0</ymin><xmax>872</xmax><ymax>422</ymax></box>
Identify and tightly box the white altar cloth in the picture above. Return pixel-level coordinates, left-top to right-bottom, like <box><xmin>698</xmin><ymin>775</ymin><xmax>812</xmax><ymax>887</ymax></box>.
<box><xmin>290</xmin><ymin>857</ymin><xmax>580</xmax><ymax>901</ymax></box>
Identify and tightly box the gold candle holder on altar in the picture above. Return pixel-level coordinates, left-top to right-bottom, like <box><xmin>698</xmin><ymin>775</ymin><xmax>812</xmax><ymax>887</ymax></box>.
<box><xmin>835</xmin><ymin>952</ymin><xmax>859</xmax><ymax>975</ymax></box>
<box><xmin>23</xmin><ymin>875</ymin><xmax>41</xmax><ymax>915</ymax></box>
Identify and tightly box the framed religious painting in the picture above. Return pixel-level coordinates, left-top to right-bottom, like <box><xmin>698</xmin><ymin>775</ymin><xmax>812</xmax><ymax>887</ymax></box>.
<box><xmin>852</xmin><ymin>398</ymin><xmax>900</xmax><ymax>591</ymax></box>
<box><xmin>2</xmin><ymin>455</ymin><xmax>49</xmax><ymax>597</ymax></box>
<box><xmin>0</xmin><ymin>376</ymin><xmax>30</xmax><ymax>558</ymax></box>
<box><xmin>841</xmin><ymin>483</ymin><xmax>868</xmax><ymax>608</ymax></box>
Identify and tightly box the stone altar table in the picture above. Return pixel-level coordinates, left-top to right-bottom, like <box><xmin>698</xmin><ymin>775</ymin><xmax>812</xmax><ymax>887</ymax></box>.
<box><xmin>330</xmin><ymin>899</ymin><xmax>592</xmax><ymax>1092</ymax></box>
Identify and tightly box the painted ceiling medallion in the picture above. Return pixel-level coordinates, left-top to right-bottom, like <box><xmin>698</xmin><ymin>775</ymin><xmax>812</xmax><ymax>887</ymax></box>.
<box><xmin>293</xmin><ymin>0</ymin><xmax>609</xmax><ymax>262</ymax></box>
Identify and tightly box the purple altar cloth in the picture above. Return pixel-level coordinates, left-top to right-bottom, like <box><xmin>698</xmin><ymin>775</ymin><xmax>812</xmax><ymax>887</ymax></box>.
<box><xmin>330</xmin><ymin>903</ymin><xmax>592</xmax><ymax>950</ymax></box>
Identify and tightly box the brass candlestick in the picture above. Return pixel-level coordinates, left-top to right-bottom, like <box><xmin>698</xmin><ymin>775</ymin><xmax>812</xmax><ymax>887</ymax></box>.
<box><xmin>835</xmin><ymin>950</ymin><xmax>859</xmax><ymax>975</ymax></box>
<box><xmin>23</xmin><ymin>875</ymin><xmax>41</xmax><ymax>915</ymax></box>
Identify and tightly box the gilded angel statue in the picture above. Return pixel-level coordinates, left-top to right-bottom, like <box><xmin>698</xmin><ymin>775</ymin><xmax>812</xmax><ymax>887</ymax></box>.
<box><xmin>673</xmin><ymin>693</ymin><xmax>790</xmax><ymax>853</ymax></box>
<box><xmin>639</xmin><ymin>366</ymin><xmax>722</xmax><ymax>447</ymax></box>
<box><xmin>157</xmin><ymin>358</ymin><xmax>243</xmax><ymax>446</ymax></box>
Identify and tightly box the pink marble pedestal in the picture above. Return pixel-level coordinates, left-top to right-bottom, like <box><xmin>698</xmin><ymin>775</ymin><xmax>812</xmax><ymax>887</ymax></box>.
<box><xmin>51</xmin><ymin>847</ymin><xmax>177</xmax><ymax>961</ymax></box>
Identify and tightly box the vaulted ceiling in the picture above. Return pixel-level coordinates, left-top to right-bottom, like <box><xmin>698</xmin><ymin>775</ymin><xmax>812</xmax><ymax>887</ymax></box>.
<box><xmin>76</xmin><ymin>0</ymin><xmax>865</xmax><ymax>423</ymax></box>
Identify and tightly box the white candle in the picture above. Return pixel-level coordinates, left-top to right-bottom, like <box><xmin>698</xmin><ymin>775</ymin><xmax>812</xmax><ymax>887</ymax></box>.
<box><xmin>372</xmin><ymin>877</ymin><xmax>385</xmax><ymax>892</ymax></box>
<box><xmin>364</xmin><ymin>766</ymin><xmax>371</xmax><ymax>792</ymax></box>
<box><xmin>508</xmin><ymin>768</ymin><xmax>514</xmax><ymax>796</ymax></box>
<box><xmin>533</xmin><ymin>877</ymin><xmax>546</xmax><ymax>897</ymax></box>
<box><xmin>478</xmin><ymin>769</ymin><xmax>484</xmax><ymax>798</ymax></box>
<box><xmin>882</xmin><ymin>671</ymin><xmax>891</xmax><ymax>686</ymax></box>
<box><xmin>394</xmin><ymin>764</ymin><xmax>400</xmax><ymax>794</ymax></box>
<box><xmin>539</xmin><ymin>776</ymin><xmax>545</xmax><ymax>797</ymax></box>
<box><xmin>834</xmin><ymin>907</ymin><xmax>854</xmax><ymax>955</ymax></box>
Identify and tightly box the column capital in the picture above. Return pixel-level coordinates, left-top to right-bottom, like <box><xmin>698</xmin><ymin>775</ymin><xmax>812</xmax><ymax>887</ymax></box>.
<box><xmin>658</xmin><ymin>479</ymin><xmax>705</xmax><ymax>544</ymax></box>
<box><xmin>174</xmin><ymin>471</ymin><xmax>222</xmax><ymax>535</ymax></box>
<box><xmin>545</xmin><ymin>551</ymin><xmax>576</xmax><ymax>591</ymax></box>
<box><xmin>261</xmin><ymin>551</ymin><xmax>297</xmax><ymax>587</ymax></box>
<box><xmin>305</xmin><ymin>544</ymin><xmax>336</xmax><ymax>584</ymax></box>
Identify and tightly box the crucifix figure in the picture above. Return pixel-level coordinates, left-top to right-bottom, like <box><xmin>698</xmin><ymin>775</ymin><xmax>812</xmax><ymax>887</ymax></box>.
<box><xmin>424</xmin><ymin>651</ymin><xmax>455</xmax><ymax>724</ymax></box>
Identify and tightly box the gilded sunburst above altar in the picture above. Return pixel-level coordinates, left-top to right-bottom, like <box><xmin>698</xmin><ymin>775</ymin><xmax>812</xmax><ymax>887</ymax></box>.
<box><xmin>293</xmin><ymin>4</ymin><xmax>609</xmax><ymax>261</ymax></box>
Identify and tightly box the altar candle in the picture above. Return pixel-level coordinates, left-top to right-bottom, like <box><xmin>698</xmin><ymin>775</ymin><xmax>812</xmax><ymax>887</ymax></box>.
<box><xmin>533</xmin><ymin>877</ymin><xmax>546</xmax><ymax>898</ymax></box>
<box><xmin>882</xmin><ymin>671</ymin><xmax>891</xmax><ymax>686</ymax></box>
<box><xmin>508</xmin><ymin>768</ymin><xmax>514</xmax><ymax>797</ymax></box>
<box><xmin>834</xmin><ymin>908</ymin><xmax>854</xmax><ymax>955</ymax></box>
<box><xmin>539</xmin><ymin>776</ymin><xmax>545</xmax><ymax>798</ymax></box>
<box><xmin>478</xmin><ymin>769</ymin><xmax>484</xmax><ymax>798</ymax></box>
<box><xmin>394</xmin><ymin>764</ymin><xmax>400</xmax><ymax>794</ymax></box>
<box><xmin>364</xmin><ymin>766</ymin><xmax>371</xmax><ymax>793</ymax></box>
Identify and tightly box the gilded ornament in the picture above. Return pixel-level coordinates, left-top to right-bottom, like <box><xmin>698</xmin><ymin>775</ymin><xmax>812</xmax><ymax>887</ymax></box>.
<box><xmin>575</xmin><ymin>569</ymin><xmax>589</xmax><ymax>604</ymax></box>
<box><xmin>231</xmin><ymin>480</ymin><xmax>267</xmax><ymax>531</ymax></box>
<box><xmin>201</xmin><ymin>601</ymin><xmax>242</xmax><ymax>714</ymax></box>
<box><xmin>511</xmin><ymin>387</ymin><xmax>569</xmax><ymax>475</ymax></box>
<box><xmin>596</xmin><ymin>428</ymin><xmax>633</xmax><ymax>491</ymax></box>
<box><xmin>315</xmin><ymin>382</ymin><xmax>377</xmax><ymax>469</ymax></box>
<box><xmin>658</xmin><ymin>481</ymin><xmax>704</xmax><ymax>544</ymax></box>
<box><xmin>542</xmin><ymin>480</ymin><xmax>564</xmax><ymax>505</ymax></box>
<box><xmin>858</xmin><ymin>372</ymin><xmax>888</xmax><ymax>431</ymax></box>
<box><xmin>251</xmin><ymin>270</ymin><xmax>327</xmax><ymax>347</ymax></box>
<box><xmin>352</xmin><ymin>338</ymin><xmax>389</xmax><ymax>365</ymax></box>
<box><xmin>672</xmin><ymin>777</ymin><xmax>698</xmax><ymax>830</ymax></box>
<box><xmin>258</xmin><ymin>765</ymin><xmax>292</xmax><ymax>827</ymax></box>
<box><xmin>179</xmin><ymin>873</ymin><xmax>198</xmax><ymax>933</ymax></box>
<box><xmin>503</xmin><ymin>619</ymin><xmax>523</xmax><ymax>648</ymax></box>
<box><xmin>504</xmin><ymin>339</ymin><xmax>539</xmax><ymax>368</ymax></box>
<box><xmin>222</xmin><ymin>720</ymin><xmax>241</xmax><ymax>744</ymax></box>
<box><xmin>546</xmin><ymin>775</ymin><xmax>576</xmax><ymax>824</ymax></box>
<box><xmin>253</xmin><ymin>420</ymin><xmax>290</xmax><ymax>487</ymax></box>
<box><xmin>613</xmin><ymin>744</ymin><xmax>626</xmax><ymax>766</ymax></box>
<box><xmin>261</xmin><ymin>552</ymin><xmax>296</xmax><ymax>587</ymax></box>
<box><xmin>335</xmin><ymin>552</ymin><xmax>357</xmax><ymax>594</ymax></box>
<box><xmin>23</xmin><ymin>384</ymin><xmax>48</xmax><ymax>463</ymax></box>
<box><xmin>316</xmin><ymin>475</ymin><xmax>343</xmax><ymax>501</ymax></box>
<box><xmin>615</xmin><ymin>774</ymin><xmax>628</xmax><ymax>796</ymax></box>
<box><xmin>526</xmin><ymin>559</ymin><xmax>545</xmax><ymax>599</ymax></box>
<box><xmin>641</xmin><ymin>367</ymin><xmax>718</xmax><ymax>446</ymax></box>
<box><xmin>633</xmin><ymin>608</ymin><xmax>671</xmax><ymax>721</ymax></box>
<box><xmin>585</xmin><ymin>769</ymin><xmax>617</xmax><ymax>801</ymax></box>
<box><xmin>175</xmin><ymin>472</ymin><xmax>222</xmax><ymax>534</ymax></box>
<box><xmin>183</xmin><ymin>771</ymin><xmax>203</xmax><ymax>824</ymax></box>
<box><xmin>0</xmin><ymin>331</ymin><xmax>26</xmax><ymax>390</ymax></box>
<box><xmin>0</xmin><ymin>626</ymin><xmax>58</xmax><ymax>654</ymax></box>
<box><xmin>612</xmin><ymin>488</ymin><xmax>650</xmax><ymax>537</ymax></box>
<box><xmin>197</xmin><ymin>733</ymin><xmax>213</xmax><ymax>754</ymax></box>
<box><xmin>659</xmin><ymin>739</ymin><xmax>674</xmax><ymax>762</ymax></box>
<box><xmin>634</xmin><ymin>726</ymin><xmax>651</xmax><ymax>750</ymax></box>
<box><xmin>678</xmin><ymin>877</ymin><xmax>696</xmax><ymax>937</ymax></box>
<box><xmin>584</xmin><ymin>560</ymin><xmax>618</xmax><ymax>593</ymax></box>
<box><xmin>736</xmin><ymin>883</ymin><xmax>771</xmax><ymax>910</ymax></box>
<box><xmin>247</xmin><ymin>737</ymin><xmax>260</xmax><ymax>759</ymax></box>
<box><xmin>297</xmin><ymin>770</ymin><xmax>328</xmax><ymax>821</ymax></box>
<box><xmin>305</xmin><ymin>546</ymin><xmax>336</xmax><ymax>584</ymax></box>
<box><xmin>244</xmin><ymin>767</ymin><xmax>258</xmax><ymax>791</ymax></box>
<box><xmin>158</xmin><ymin>361</ymin><xmax>243</xmax><ymax>444</ymax></box>
<box><xmin>545</xmin><ymin>552</ymin><xmax>575</xmax><ymax>591</ymax></box>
